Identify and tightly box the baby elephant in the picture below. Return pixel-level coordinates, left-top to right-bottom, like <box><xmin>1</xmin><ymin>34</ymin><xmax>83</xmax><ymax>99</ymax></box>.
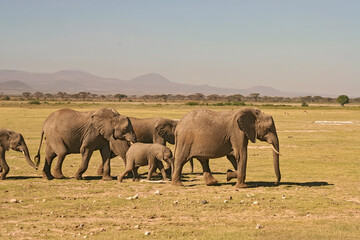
<box><xmin>118</xmin><ymin>143</ymin><xmax>174</xmax><ymax>182</ymax></box>
<box><xmin>0</xmin><ymin>128</ymin><xmax>38</xmax><ymax>179</ymax></box>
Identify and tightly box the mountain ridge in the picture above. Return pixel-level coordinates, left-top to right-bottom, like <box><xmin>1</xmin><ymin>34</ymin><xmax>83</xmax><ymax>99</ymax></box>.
<box><xmin>0</xmin><ymin>69</ymin><xmax>338</xmax><ymax>97</ymax></box>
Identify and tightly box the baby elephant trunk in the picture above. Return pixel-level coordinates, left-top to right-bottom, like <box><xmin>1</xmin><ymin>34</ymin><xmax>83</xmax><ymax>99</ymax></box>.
<box><xmin>21</xmin><ymin>143</ymin><xmax>38</xmax><ymax>170</ymax></box>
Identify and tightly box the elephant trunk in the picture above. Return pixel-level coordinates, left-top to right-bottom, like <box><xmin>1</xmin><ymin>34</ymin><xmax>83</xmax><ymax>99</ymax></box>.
<box><xmin>21</xmin><ymin>143</ymin><xmax>38</xmax><ymax>170</ymax></box>
<box><xmin>271</xmin><ymin>138</ymin><xmax>281</xmax><ymax>185</ymax></box>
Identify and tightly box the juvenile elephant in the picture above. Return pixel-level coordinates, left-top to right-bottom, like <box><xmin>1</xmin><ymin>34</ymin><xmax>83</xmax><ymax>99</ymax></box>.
<box><xmin>34</xmin><ymin>108</ymin><xmax>136</xmax><ymax>180</ymax></box>
<box><xmin>98</xmin><ymin>117</ymin><xmax>178</xmax><ymax>175</ymax></box>
<box><xmin>0</xmin><ymin>128</ymin><xmax>38</xmax><ymax>179</ymax></box>
<box><xmin>118</xmin><ymin>143</ymin><xmax>174</xmax><ymax>182</ymax></box>
<box><xmin>172</xmin><ymin>107</ymin><xmax>281</xmax><ymax>188</ymax></box>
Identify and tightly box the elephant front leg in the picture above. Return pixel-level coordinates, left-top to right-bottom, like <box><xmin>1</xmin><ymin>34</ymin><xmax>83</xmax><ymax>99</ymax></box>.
<box><xmin>100</xmin><ymin>146</ymin><xmax>112</xmax><ymax>181</ymax></box>
<box><xmin>226</xmin><ymin>155</ymin><xmax>238</xmax><ymax>182</ymax></box>
<box><xmin>199</xmin><ymin>159</ymin><xmax>218</xmax><ymax>186</ymax></box>
<box><xmin>235</xmin><ymin>147</ymin><xmax>248</xmax><ymax>188</ymax></box>
<box><xmin>0</xmin><ymin>152</ymin><xmax>9</xmax><ymax>180</ymax></box>
<box><xmin>156</xmin><ymin>161</ymin><xmax>169</xmax><ymax>181</ymax></box>
<box><xmin>147</xmin><ymin>159</ymin><xmax>157</xmax><ymax>181</ymax></box>
<box><xmin>74</xmin><ymin>148</ymin><xmax>93</xmax><ymax>180</ymax></box>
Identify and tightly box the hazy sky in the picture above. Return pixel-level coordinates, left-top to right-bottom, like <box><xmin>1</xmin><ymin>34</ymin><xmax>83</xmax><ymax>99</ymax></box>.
<box><xmin>1</xmin><ymin>0</ymin><xmax>359</xmax><ymax>96</ymax></box>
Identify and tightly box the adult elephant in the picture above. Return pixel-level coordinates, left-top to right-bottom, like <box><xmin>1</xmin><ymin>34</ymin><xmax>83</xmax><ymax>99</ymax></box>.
<box><xmin>172</xmin><ymin>107</ymin><xmax>281</xmax><ymax>188</ymax></box>
<box><xmin>0</xmin><ymin>128</ymin><xmax>38</xmax><ymax>179</ymax></box>
<box><xmin>97</xmin><ymin>117</ymin><xmax>178</xmax><ymax>175</ymax></box>
<box><xmin>34</xmin><ymin>108</ymin><xmax>136</xmax><ymax>180</ymax></box>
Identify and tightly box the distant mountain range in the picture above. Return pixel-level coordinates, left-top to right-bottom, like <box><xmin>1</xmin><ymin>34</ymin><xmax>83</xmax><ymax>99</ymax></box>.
<box><xmin>0</xmin><ymin>69</ymin><xmax>335</xmax><ymax>97</ymax></box>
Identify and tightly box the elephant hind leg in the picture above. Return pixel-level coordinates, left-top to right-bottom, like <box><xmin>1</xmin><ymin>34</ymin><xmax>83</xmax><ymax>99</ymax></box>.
<box><xmin>52</xmin><ymin>147</ymin><xmax>68</xmax><ymax>179</ymax></box>
<box><xmin>199</xmin><ymin>158</ymin><xmax>218</xmax><ymax>186</ymax></box>
<box><xmin>42</xmin><ymin>145</ymin><xmax>56</xmax><ymax>180</ymax></box>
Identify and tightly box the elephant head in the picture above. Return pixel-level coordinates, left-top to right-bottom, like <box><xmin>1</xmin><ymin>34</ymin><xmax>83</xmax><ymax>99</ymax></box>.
<box><xmin>157</xmin><ymin>147</ymin><xmax>174</xmax><ymax>174</ymax></box>
<box><xmin>155</xmin><ymin>118</ymin><xmax>178</xmax><ymax>144</ymax></box>
<box><xmin>236</xmin><ymin>108</ymin><xmax>281</xmax><ymax>184</ymax></box>
<box><xmin>3</xmin><ymin>130</ymin><xmax>38</xmax><ymax>170</ymax></box>
<box><xmin>91</xmin><ymin>108</ymin><xmax>137</xmax><ymax>144</ymax></box>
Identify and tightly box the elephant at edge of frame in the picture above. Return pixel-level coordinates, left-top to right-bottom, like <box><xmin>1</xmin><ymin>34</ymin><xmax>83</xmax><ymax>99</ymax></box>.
<box><xmin>172</xmin><ymin>107</ymin><xmax>281</xmax><ymax>188</ymax></box>
<box><xmin>0</xmin><ymin>128</ymin><xmax>38</xmax><ymax>179</ymax></box>
<box><xmin>34</xmin><ymin>108</ymin><xmax>136</xmax><ymax>181</ymax></box>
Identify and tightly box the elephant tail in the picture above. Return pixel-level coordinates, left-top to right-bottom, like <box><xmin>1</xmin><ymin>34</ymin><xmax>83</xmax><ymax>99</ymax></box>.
<box><xmin>189</xmin><ymin>158</ymin><xmax>194</xmax><ymax>173</ymax></box>
<box><xmin>34</xmin><ymin>130</ymin><xmax>44</xmax><ymax>167</ymax></box>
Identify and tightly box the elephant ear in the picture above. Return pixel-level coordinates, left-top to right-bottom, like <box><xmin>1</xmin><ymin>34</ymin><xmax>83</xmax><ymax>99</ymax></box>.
<box><xmin>91</xmin><ymin>108</ymin><xmax>119</xmax><ymax>140</ymax></box>
<box><xmin>1</xmin><ymin>129</ymin><xmax>12</xmax><ymax>150</ymax></box>
<box><xmin>236</xmin><ymin>108</ymin><xmax>258</xmax><ymax>143</ymax></box>
<box><xmin>155</xmin><ymin>118</ymin><xmax>177</xmax><ymax>144</ymax></box>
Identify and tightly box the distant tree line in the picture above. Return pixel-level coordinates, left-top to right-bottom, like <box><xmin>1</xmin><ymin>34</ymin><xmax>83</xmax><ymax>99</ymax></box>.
<box><xmin>0</xmin><ymin>91</ymin><xmax>358</xmax><ymax>106</ymax></box>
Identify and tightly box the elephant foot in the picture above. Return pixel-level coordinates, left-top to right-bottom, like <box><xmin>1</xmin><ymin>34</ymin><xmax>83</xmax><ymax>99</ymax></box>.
<box><xmin>0</xmin><ymin>175</ymin><xmax>6</xmax><ymax>180</ymax></box>
<box><xmin>274</xmin><ymin>180</ymin><xmax>280</xmax><ymax>186</ymax></box>
<box><xmin>133</xmin><ymin>178</ymin><xmax>140</xmax><ymax>182</ymax></box>
<box><xmin>203</xmin><ymin>172</ymin><xmax>218</xmax><ymax>186</ymax></box>
<box><xmin>53</xmin><ymin>172</ymin><xmax>67</xmax><ymax>179</ymax></box>
<box><xmin>74</xmin><ymin>174</ymin><xmax>83</xmax><ymax>180</ymax></box>
<box><xmin>226</xmin><ymin>169</ymin><xmax>237</xmax><ymax>182</ymax></box>
<box><xmin>235</xmin><ymin>182</ymin><xmax>248</xmax><ymax>188</ymax></box>
<box><xmin>42</xmin><ymin>171</ymin><xmax>54</xmax><ymax>180</ymax></box>
<box><xmin>102</xmin><ymin>175</ymin><xmax>113</xmax><ymax>181</ymax></box>
<box><xmin>171</xmin><ymin>179</ymin><xmax>184</xmax><ymax>187</ymax></box>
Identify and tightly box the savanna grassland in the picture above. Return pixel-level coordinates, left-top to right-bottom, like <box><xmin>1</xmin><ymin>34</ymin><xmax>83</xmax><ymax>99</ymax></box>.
<box><xmin>0</xmin><ymin>101</ymin><xmax>359</xmax><ymax>240</ymax></box>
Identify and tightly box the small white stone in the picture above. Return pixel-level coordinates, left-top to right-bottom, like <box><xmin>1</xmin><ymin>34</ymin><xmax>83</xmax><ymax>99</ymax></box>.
<box><xmin>224</xmin><ymin>200</ymin><xmax>228</xmax><ymax>203</ymax></box>
<box><xmin>42</xmin><ymin>199</ymin><xmax>46</xmax><ymax>202</ymax></box>
<box><xmin>134</xmin><ymin>225</ymin><xmax>140</xmax><ymax>229</ymax></box>
<box><xmin>256</xmin><ymin>224</ymin><xmax>262</xmax><ymax>229</ymax></box>
<box><xmin>154</xmin><ymin>190</ymin><xmax>161</xmax><ymax>195</ymax></box>
<box><xmin>173</xmin><ymin>200</ymin><xmax>179</xmax><ymax>205</ymax></box>
<box><xmin>253</xmin><ymin>201</ymin><xmax>259</xmax><ymax>205</ymax></box>
<box><xmin>144</xmin><ymin>231</ymin><xmax>151</xmax><ymax>235</ymax></box>
<box><xmin>10</xmin><ymin>198</ymin><xmax>18</xmax><ymax>203</ymax></box>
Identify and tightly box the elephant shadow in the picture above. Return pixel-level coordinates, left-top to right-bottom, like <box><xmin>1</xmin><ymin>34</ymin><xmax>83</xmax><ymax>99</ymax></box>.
<box><xmin>5</xmin><ymin>176</ymin><xmax>42</xmax><ymax>180</ymax></box>
<box><xmin>229</xmin><ymin>181</ymin><xmax>333</xmax><ymax>188</ymax></box>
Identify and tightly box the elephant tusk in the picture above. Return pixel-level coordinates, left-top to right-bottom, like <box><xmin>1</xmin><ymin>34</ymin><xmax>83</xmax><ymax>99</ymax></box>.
<box><xmin>22</xmin><ymin>151</ymin><xmax>25</xmax><ymax>154</ymax></box>
<box><xmin>271</xmin><ymin>145</ymin><xmax>281</xmax><ymax>156</ymax></box>
<box><xmin>130</xmin><ymin>142</ymin><xmax>134</xmax><ymax>145</ymax></box>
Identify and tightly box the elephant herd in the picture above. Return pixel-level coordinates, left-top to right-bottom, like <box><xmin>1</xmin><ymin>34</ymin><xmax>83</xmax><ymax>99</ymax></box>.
<box><xmin>0</xmin><ymin>107</ymin><xmax>281</xmax><ymax>188</ymax></box>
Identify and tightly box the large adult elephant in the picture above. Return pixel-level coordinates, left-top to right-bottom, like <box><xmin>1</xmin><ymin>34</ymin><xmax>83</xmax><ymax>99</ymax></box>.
<box><xmin>34</xmin><ymin>108</ymin><xmax>136</xmax><ymax>180</ymax></box>
<box><xmin>97</xmin><ymin>117</ymin><xmax>178</xmax><ymax>175</ymax></box>
<box><xmin>172</xmin><ymin>107</ymin><xmax>281</xmax><ymax>188</ymax></box>
<box><xmin>0</xmin><ymin>128</ymin><xmax>38</xmax><ymax>179</ymax></box>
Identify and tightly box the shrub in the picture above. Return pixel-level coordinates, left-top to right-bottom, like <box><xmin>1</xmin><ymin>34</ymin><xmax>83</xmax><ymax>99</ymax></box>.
<box><xmin>301</xmin><ymin>101</ymin><xmax>309</xmax><ymax>107</ymax></box>
<box><xmin>28</xmin><ymin>100</ymin><xmax>41</xmax><ymax>105</ymax></box>
<box><xmin>185</xmin><ymin>101</ymin><xmax>200</xmax><ymax>106</ymax></box>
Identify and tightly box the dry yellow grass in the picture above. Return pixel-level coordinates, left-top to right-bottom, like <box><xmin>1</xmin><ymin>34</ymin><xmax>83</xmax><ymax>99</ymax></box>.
<box><xmin>0</xmin><ymin>102</ymin><xmax>359</xmax><ymax>239</ymax></box>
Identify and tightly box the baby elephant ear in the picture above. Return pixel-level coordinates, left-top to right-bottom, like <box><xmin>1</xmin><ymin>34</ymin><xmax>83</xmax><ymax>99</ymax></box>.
<box><xmin>91</xmin><ymin>108</ymin><xmax>119</xmax><ymax>140</ymax></box>
<box><xmin>155</xmin><ymin>118</ymin><xmax>176</xmax><ymax>144</ymax></box>
<box><xmin>237</xmin><ymin>108</ymin><xmax>257</xmax><ymax>143</ymax></box>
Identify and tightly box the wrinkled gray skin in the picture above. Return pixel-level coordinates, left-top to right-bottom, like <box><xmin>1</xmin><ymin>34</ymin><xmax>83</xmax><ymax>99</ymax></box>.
<box><xmin>118</xmin><ymin>143</ymin><xmax>174</xmax><ymax>182</ymax></box>
<box><xmin>34</xmin><ymin>108</ymin><xmax>136</xmax><ymax>181</ymax></box>
<box><xmin>0</xmin><ymin>128</ymin><xmax>38</xmax><ymax>179</ymax></box>
<box><xmin>97</xmin><ymin>117</ymin><xmax>178</xmax><ymax>175</ymax></box>
<box><xmin>172</xmin><ymin>107</ymin><xmax>281</xmax><ymax>188</ymax></box>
